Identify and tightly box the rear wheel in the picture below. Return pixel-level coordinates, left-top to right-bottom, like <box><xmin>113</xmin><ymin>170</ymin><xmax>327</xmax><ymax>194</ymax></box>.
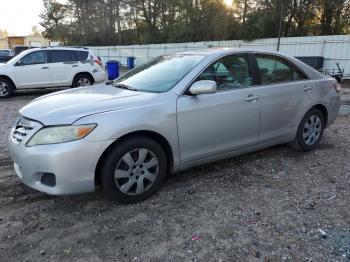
<box><xmin>72</xmin><ymin>74</ymin><xmax>93</xmax><ymax>88</ymax></box>
<box><xmin>289</xmin><ymin>108</ymin><xmax>325</xmax><ymax>152</ymax></box>
<box><xmin>100</xmin><ymin>136</ymin><xmax>167</xmax><ymax>204</ymax></box>
<box><xmin>0</xmin><ymin>77</ymin><xmax>14</xmax><ymax>99</ymax></box>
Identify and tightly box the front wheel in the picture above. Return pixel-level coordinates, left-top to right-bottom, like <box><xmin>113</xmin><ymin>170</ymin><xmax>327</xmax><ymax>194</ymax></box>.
<box><xmin>0</xmin><ymin>77</ymin><xmax>14</xmax><ymax>99</ymax></box>
<box><xmin>289</xmin><ymin>108</ymin><xmax>325</xmax><ymax>152</ymax></box>
<box><xmin>100</xmin><ymin>136</ymin><xmax>167</xmax><ymax>204</ymax></box>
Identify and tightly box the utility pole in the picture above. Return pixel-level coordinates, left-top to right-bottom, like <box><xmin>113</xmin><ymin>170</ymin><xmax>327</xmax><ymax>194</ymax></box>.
<box><xmin>277</xmin><ymin>0</ymin><xmax>284</xmax><ymax>51</ymax></box>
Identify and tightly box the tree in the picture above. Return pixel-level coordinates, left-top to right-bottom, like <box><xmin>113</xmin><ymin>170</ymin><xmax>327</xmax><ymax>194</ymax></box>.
<box><xmin>0</xmin><ymin>28</ymin><xmax>8</xmax><ymax>40</ymax></box>
<box><xmin>39</xmin><ymin>0</ymin><xmax>350</xmax><ymax>45</ymax></box>
<box><xmin>40</xmin><ymin>0</ymin><xmax>70</xmax><ymax>44</ymax></box>
<box><xmin>31</xmin><ymin>26</ymin><xmax>42</xmax><ymax>36</ymax></box>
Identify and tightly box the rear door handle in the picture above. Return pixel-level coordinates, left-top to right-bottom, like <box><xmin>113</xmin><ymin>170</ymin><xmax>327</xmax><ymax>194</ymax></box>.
<box><xmin>245</xmin><ymin>94</ymin><xmax>259</xmax><ymax>103</ymax></box>
<box><xmin>41</xmin><ymin>66</ymin><xmax>49</xmax><ymax>70</ymax></box>
<box><xmin>302</xmin><ymin>86</ymin><xmax>312</xmax><ymax>92</ymax></box>
<box><xmin>72</xmin><ymin>64</ymin><xmax>78</xmax><ymax>67</ymax></box>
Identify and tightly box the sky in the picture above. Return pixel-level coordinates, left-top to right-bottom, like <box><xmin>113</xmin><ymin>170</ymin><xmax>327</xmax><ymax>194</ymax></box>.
<box><xmin>0</xmin><ymin>0</ymin><xmax>66</xmax><ymax>36</ymax></box>
<box><xmin>0</xmin><ymin>0</ymin><xmax>233</xmax><ymax>36</ymax></box>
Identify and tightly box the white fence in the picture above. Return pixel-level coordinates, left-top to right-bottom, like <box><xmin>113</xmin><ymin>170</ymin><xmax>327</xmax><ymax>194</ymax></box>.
<box><xmin>89</xmin><ymin>35</ymin><xmax>350</xmax><ymax>78</ymax></box>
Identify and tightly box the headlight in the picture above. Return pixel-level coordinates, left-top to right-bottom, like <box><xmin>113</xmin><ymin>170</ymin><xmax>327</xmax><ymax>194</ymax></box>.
<box><xmin>27</xmin><ymin>124</ymin><xmax>97</xmax><ymax>146</ymax></box>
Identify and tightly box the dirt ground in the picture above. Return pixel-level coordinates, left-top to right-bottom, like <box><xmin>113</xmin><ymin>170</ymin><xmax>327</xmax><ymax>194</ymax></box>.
<box><xmin>0</xmin><ymin>86</ymin><xmax>349</xmax><ymax>261</ymax></box>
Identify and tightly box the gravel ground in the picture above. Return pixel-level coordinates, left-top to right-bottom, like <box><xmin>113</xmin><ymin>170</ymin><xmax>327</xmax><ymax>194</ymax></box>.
<box><xmin>0</xmin><ymin>85</ymin><xmax>349</xmax><ymax>261</ymax></box>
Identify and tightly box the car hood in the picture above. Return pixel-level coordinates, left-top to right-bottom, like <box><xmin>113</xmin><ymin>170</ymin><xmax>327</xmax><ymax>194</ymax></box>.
<box><xmin>20</xmin><ymin>84</ymin><xmax>157</xmax><ymax>125</ymax></box>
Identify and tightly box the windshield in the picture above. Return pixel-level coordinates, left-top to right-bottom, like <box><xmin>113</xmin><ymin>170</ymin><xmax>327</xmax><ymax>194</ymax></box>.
<box><xmin>114</xmin><ymin>54</ymin><xmax>205</xmax><ymax>93</ymax></box>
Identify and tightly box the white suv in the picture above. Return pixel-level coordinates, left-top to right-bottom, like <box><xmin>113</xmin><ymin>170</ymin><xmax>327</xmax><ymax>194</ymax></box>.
<box><xmin>0</xmin><ymin>47</ymin><xmax>106</xmax><ymax>98</ymax></box>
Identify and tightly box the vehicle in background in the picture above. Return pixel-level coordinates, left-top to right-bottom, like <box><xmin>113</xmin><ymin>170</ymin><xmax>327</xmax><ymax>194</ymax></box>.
<box><xmin>0</xmin><ymin>47</ymin><xmax>106</xmax><ymax>98</ymax></box>
<box><xmin>7</xmin><ymin>49</ymin><xmax>341</xmax><ymax>203</ymax></box>
<box><xmin>14</xmin><ymin>46</ymin><xmax>30</xmax><ymax>56</ymax></box>
<box><xmin>0</xmin><ymin>49</ymin><xmax>14</xmax><ymax>63</ymax></box>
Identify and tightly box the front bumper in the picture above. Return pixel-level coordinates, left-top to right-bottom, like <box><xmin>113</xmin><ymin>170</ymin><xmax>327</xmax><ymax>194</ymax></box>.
<box><xmin>7</xmin><ymin>129</ymin><xmax>111</xmax><ymax>195</ymax></box>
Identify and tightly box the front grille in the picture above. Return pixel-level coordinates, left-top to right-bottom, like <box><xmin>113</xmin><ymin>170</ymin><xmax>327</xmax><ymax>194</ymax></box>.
<box><xmin>11</xmin><ymin>117</ymin><xmax>38</xmax><ymax>145</ymax></box>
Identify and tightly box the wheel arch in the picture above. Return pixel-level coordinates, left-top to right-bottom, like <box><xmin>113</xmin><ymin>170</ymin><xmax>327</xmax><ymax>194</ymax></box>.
<box><xmin>72</xmin><ymin>72</ymin><xmax>95</xmax><ymax>85</ymax></box>
<box><xmin>0</xmin><ymin>75</ymin><xmax>16</xmax><ymax>89</ymax></box>
<box><xmin>94</xmin><ymin>130</ymin><xmax>174</xmax><ymax>186</ymax></box>
<box><xmin>313</xmin><ymin>104</ymin><xmax>328</xmax><ymax>126</ymax></box>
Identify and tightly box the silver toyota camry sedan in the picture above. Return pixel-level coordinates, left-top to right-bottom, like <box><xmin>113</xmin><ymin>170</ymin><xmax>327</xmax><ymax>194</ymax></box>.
<box><xmin>7</xmin><ymin>48</ymin><xmax>341</xmax><ymax>203</ymax></box>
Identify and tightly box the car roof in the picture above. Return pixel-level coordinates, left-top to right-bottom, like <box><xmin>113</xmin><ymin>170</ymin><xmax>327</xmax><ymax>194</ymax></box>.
<box><xmin>29</xmin><ymin>47</ymin><xmax>90</xmax><ymax>52</ymax></box>
<box><xmin>175</xmin><ymin>47</ymin><xmax>284</xmax><ymax>57</ymax></box>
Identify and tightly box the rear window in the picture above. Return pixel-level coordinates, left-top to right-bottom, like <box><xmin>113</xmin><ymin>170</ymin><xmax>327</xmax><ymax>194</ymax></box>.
<box><xmin>49</xmin><ymin>50</ymin><xmax>89</xmax><ymax>63</ymax></box>
<box><xmin>0</xmin><ymin>51</ymin><xmax>10</xmax><ymax>56</ymax></box>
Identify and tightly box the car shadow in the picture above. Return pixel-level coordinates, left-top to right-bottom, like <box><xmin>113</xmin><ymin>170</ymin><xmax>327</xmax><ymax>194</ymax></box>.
<box><xmin>14</xmin><ymin>88</ymin><xmax>66</xmax><ymax>97</ymax></box>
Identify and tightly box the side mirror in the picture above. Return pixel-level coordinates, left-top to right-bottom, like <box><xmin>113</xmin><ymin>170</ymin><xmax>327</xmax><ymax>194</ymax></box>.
<box><xmin>189</xmin><ymin>80</ymin><xmax>217</xmax><ymax>95</ymax></box>
<box><xmin>15</xmin><ymin>60</ymin><xmax>23</xmax><ymax>66</ymax></box>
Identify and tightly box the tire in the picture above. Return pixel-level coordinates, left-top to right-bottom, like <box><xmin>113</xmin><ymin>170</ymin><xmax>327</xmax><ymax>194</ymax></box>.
<box><xmin>100</xmin><ymin>136</ymin><xmax>167</xmax><ymax>204</ymax></box>
<box><xmin>0</xmin><ymin>77</ymin><xmax>14</xmax><ymax>99</ymax></box>
<box><xmin>72</xmin><ymin>74</ymin><xmax>94</xmax><ymax>88</ymax></box>
<box><xmin>289</xmin><ymin>108</ymin><xmax>325</xmax><ymax>152</ymax></box>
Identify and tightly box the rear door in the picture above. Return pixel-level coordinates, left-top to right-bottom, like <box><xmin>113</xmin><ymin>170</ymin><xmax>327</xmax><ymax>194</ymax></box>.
<box><xmin>48</xmin><ymin>50</ymin><xmax>84</xmax><ymax>86</ymax></box>
<box><xmin>14</xmin><ymin>50</ymin><xmax>51</xmax><ymax>88</ymax></box>
<box><xmin>177</xmin><ymin>53</ymin><xmax>260</xmax><ymax>163</ymax></box>
<box><xmin>252</xmin><ymin>53</ymin><xmax>315</xmax><ymax>143</ymax></box>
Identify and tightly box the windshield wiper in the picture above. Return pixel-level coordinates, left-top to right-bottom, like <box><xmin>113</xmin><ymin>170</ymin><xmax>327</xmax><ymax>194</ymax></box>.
<box><xmin>112</xmin><ymin>83</ymin><xmax>138</xmax><ymax>91</ymax></box>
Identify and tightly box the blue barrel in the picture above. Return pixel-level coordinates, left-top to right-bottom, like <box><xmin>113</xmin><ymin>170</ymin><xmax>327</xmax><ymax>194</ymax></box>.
<box><xmin>127</xmin><ymin>57</ymin><xmax>135</xmax><ymax>69</ymax></box>
<box><xmin>106</xmin><ymin>60</ymin><xmax>120</xmax><ymax>80</ymax></box>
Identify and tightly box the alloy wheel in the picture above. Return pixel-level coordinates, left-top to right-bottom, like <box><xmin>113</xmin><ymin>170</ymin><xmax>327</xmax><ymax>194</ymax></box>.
<box><xmin>0</xmin><ymin>82</ymin><xmax>9</xmax><ymax>97</ymax></box>
<box><xmin>114</xmin><ymin>148</ymin><xmax>159</xmax><ymax>195</ymax></box>
<box><xmin>76</xmin><ymin>77</ymin><xmax>91</xmax><ymax>86</ymax></box>
<box><xmin>303</xmin><ymin>115</ymin><xmax>322</xmax><ymax>146</ymax></box>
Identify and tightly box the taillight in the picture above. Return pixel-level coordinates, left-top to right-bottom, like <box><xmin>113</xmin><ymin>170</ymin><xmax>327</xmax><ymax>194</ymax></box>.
<box><xmin>334</xmin><ymin>83</ymin><xmax>342</xmax><ymax>93</ymax></box>
<box><xmin>94</xmin><ymin>59</ymin><xmax>103</xmax><ymax>68</ymax></box>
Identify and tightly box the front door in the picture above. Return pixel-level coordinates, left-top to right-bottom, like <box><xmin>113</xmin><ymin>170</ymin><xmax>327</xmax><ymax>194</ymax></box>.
<box><xmin>14</xmin><ymin>50</ymin><xmax>51</xmax><ymax>88</ymax></box>
<box><xmin>177</xmin><ymin>53</ymin><xmax>260</xmax><ymax>163</ymax></box>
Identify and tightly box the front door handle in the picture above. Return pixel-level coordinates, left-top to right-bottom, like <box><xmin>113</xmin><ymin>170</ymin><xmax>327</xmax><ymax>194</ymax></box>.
<box><xmin>302</xmin><ymin>86</ymin><xmax>312</xmax><ymax>92</ymax></box>
<box><xmin>245</xmin><ymin>94</ymin><xmax>259</xmax><ymax>103</ymax></box>
<box><xmin>72</xmin><ymin>64</ymin><xmax>78</xmax><ymax>67</ymax></box>
<box><xmin>41</xmin><ymin>66</ymin><xmax>49</xmax><ymax>70</ymax></box>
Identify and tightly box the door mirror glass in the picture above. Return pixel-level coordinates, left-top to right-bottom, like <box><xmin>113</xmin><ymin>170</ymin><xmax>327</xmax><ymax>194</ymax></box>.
<box><xmin>189</xmin><ymin>80</ymin><xmax>217</xmax><ymax>95</ymax></box>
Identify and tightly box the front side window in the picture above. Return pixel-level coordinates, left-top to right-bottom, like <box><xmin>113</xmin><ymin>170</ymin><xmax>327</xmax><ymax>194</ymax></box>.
<box><xmin>196</xmin><ymin>54</ymin><xmax>252</xmax><ymax>91</ymax></box>
<box><xmin>256</xmin><ymin>54</ymin><xmax>307</xmax><ymax>85</ymax></box>
<box><xmin>21</xmin><ymin>51</ymin><xmax>47</xmax><ymax>65</ymax></box>
<box><xmin>115</xmin><ymin>54</ymin><xmax>204</xmax><ymax>93</ymax></box>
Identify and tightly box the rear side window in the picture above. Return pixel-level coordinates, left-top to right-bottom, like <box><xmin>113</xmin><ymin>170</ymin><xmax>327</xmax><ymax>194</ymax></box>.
<box><xmin>49</xmin><ymin>50</ymin><xmax>88</xmax><ymax>63</ymax></box>
<box><xmin>73</xmin><ymin>51</ymin><xmax>88</xmax><ymax>61</ymax></box>
<box><xmin>50</xmin><ymin>50</ymin><xmax>73</xmax><ymax>63</ymax></box>
<box><xmin>256</xmin><ymin>54</ymin><xmax>307</xmax><ymax>85</ymax></box>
